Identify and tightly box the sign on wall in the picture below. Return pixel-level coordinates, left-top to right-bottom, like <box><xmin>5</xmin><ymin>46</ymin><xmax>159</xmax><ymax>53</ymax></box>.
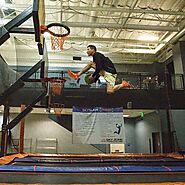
<box><xmin>72</xmin><ymin>107</ymin><xmax>125</xmax><ymax>144</ymax></box>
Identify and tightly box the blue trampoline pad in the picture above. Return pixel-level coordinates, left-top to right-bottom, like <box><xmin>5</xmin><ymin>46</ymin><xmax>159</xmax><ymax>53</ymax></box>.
<box><xmin>0</xmin><ymin>164</ymin><xmax>185</xmax><ymax>173</ymax></box>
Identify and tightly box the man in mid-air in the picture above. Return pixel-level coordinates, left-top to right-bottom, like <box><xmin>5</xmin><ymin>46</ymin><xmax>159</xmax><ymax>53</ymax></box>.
<box><xmin>68</xmin><ymin>45</ymin><xmax>132</xmax><ymax>94</ymax></box>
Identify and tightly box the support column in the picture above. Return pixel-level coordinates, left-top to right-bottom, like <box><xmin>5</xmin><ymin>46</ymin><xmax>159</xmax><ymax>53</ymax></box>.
<box><xmin>164</xmin><ymin>41</ymin><xmax>185</xmax><ymax>153</ymax></box>
<box><xmin>172</xmin><ymin>41</ymin><xmax>185</xmax><ymax>89</ymax></box>
<box><xmin>164</xmin><ymin>66</ymin><xmax>175</xmax><ymax>152</ymax></box>
<box><xmin>19</xmin><ymin>104</ymin><xmax>26</xmax><ymax>154</ymax></box>
<box><xmin>1</xmin><ymin>105</ymin><xmax>9</xmax><ymax>156</ymax></box>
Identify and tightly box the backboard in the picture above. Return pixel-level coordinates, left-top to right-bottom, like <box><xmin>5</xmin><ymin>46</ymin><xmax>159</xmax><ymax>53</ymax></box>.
<box><xmin>33</xmin><ymin>0</ymin><xmax>48</xmax><ymax>79</ymax></box>
<box><xmin>33</xmin><ymin>0</ymin><xmax>45</xmax><ymax>55</ymax></box>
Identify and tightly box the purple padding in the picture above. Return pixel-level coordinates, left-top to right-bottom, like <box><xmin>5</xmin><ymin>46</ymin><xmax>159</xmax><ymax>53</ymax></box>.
<box><xmin>0</xmin><ymin>165</ymin><xmax>185</xmax><ymax>172</ymax></box>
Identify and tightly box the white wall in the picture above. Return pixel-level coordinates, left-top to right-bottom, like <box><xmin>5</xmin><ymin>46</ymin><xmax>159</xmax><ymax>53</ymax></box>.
<box><xmin>171</xmin><ymin>110</ymin><xmax>185</xmax><ymax>151</ymax></box>
<box><xmin>135</xmin><ymin>112</ymin><xmax>162</xmax><ymax>153</ymax></box>
<box><xmin>124</xmin><ymin>120</ymin><xmax>136</xmax><ymax>153</ymax></box>
<box><xmin>10</xmin><ymin>113</ymin><xmax>102</xmax><ymax>154</ymax></box>
<box><xmin>3</xmin><ymin>110</ymin><xmax>185</xmax><ymax>154</ymax></box>
<box><xmin>159</xmin><ymin>109</ymin><xmax>185</xmax><ymax>152</ymax></box>
<box><xmin>6</xmin><ymin>112</ymin><xmax>162</xmax><ymax>154</ymax></box>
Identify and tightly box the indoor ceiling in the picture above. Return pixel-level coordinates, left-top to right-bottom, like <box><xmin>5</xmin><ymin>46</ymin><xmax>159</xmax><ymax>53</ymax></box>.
<box><xmin>0</xmin><ymin>0</ymin><xmax>185</xmax><ymax>66</ymax></box>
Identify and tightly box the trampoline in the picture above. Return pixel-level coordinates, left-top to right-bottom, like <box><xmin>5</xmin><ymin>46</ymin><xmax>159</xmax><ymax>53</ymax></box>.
<box><xmin>0</xmin><ymin>153</ymin><xmax>185</xmax><ymax>184</ymax></box>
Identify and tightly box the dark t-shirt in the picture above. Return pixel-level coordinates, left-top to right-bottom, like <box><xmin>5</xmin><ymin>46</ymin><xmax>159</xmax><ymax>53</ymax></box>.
<box><xmin>92</xmin><ymin>52</ymin><xmax>117</xmax><ymax>79</ymax></box>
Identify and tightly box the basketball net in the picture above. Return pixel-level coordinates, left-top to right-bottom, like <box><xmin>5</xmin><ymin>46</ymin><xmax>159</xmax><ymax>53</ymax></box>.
<box><xmin>51</xmin><ymin>36</ymin><xmax>67</xmax><ymax>51</ymax></box>
<box><xmin>50</xmin><ymin>25</ymin><xmax>68</xmax><ymax>51</ymax></box>
<box><xmin>53</xmin><ymin>103</ymin><xmax>64</xmax><ymax>117</ymax></box>
<box><xmin>50</xmin><ymin>79</ymin><xmax>65</xmax><ymax>96</ymax></box>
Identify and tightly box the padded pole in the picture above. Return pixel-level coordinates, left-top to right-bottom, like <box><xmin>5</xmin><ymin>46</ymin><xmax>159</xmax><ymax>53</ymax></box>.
<box><xmin>19</xmin><ymin>105</ymin><xmax>26</xmax><ymax>154</ymax></box>
<box><xmin>0</xmin><ymin>105</ymin><xmax>9</xmax><ymax>156</ymax></box>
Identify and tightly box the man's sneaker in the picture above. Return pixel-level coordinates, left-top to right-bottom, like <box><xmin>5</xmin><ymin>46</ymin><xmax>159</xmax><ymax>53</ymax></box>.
<box><xmin>122</xmin><ymin>80</ymin><xmax>131</xmax><ymax>88</ymax></box>
<box><xmin>68</xmin><ymin>70</ymin><xmax>79</xmax><ymax>80</ymax></box>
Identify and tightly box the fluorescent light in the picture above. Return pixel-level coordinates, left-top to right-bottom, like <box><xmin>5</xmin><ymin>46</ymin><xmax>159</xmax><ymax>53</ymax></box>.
<box><xmin>0</xmin><ymin>0</ymin><xmax>5</xmax><ymax>6</ymax></box>
<box><xmin>138</xmin><ymin>34</ymin><xmax>159</xmax><ymax>41</ymax></box>
<box><xmin>123</xmin><ymin>114</ymin><xmax>130</xmax><ymax>117</ymax></box>
<box><xmin>124</xmin><ymin>48</ymin><xmax>155</xmax><ymax>54</ymax></box>
<box><xmin>154</xmin><ymin>32</ymin><xmax>177</xmax><ymax>53</ymax></box>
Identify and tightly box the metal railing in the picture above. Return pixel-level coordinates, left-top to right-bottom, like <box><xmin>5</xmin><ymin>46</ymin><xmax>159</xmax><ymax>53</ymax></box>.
<box><xmin>12</xmin><ymin>67</ymin><xmax>185</xmax><ymax>91</ymax></box>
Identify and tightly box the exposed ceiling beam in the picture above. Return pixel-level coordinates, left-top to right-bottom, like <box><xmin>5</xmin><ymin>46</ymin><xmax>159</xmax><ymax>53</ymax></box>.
<box><xmin>6</xmin><ymin>4</ymin><xmax>185</xmax><ymax>16</ymax></box>
<box><xmin>68</xmin><ymin>36</ymin><xmax>166</xmax><ymax>44</ymax></box>
<box><xmin>64</xmin><ymin>6</ymin><xmax>185</xmax><ymax>16</ymax></box>
<box><xmin>6</xmin><ymin>33</ymin><xmax>164</xmax><ymax>44</ymax></box>
<box><xmin>64</xmin><ymin>22</ymin><xmax>178</xmax><ymax>31</ymax></box>
<box><xmin>111</xmin><ymin>0</ymin><xmax>140</xmax><ymax>46</ymax></box>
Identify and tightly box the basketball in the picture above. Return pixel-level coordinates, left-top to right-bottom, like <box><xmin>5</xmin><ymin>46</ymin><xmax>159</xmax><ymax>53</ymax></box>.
<box><xmin>84</xmin><ymin>73</ymin><xmax>95</xmax><ymax>85</ymax></box>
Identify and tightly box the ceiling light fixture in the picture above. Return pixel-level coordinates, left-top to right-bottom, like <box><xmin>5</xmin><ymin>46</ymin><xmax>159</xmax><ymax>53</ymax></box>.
<box><xmin>123</xmin><ymin>114</ymin><xmax>130</xmax><ymax>117</ymax></box>
<box><xmin>0</xmin><ymin>0</ymin><xmax>5</xmax><ymax>6</ymax></box>
<box><xmin>138</xmin><ymin>34</ymin><xmax>159</xmax><ymax>41</ymax></box>
<box><xmin>124</xmin><ymin>48</ymin><xmax>155</xmax><ymax>54</ymax></box>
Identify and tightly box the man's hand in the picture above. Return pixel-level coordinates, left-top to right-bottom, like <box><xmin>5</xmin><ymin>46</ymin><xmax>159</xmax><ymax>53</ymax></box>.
<box><xmin>84</xmin><ymin>73</ymin><xmax>95</xmax><ymax>84</ymax></box>
<box><xmin>89</xmin><ymin>74</ymin><xmax>95</xmax><ymax>83</ymax></box>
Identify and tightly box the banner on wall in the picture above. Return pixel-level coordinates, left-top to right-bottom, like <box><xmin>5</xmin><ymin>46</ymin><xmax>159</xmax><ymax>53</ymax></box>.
<box><xmin>72</xmin><ymin>106</ymin><xmax>125</xmax><ymax>144</ymax></box>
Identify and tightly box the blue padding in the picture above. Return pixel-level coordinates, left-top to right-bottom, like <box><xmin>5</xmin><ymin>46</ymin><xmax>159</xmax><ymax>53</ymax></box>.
<box><xmin>0</xmin><ymin>165</ymin><xmax>35</xmax><ymax>172</ymax></box>
<box><xmin>13</xmin><ymin>156</ymin><xmax>185</xmax><ymax>163</ymax></box>
<box><xmin>0</xmin><ymin>165</ymin><xmax>185</xmax><ymax>172</ymax></box>
<box><xmin>14</xmin><ymin>157</ymin><xmax>38</xmax><ymax>163</ymax></box>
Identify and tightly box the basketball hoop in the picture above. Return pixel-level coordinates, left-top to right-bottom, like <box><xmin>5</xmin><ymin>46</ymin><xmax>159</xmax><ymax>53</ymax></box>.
<box><xmin>51</xmin><ymin>35</ymin><xmax>67</xmax><ymax>51</ymax></box>
<box><xmin>40</xmin><ymin>23</ymin><xmax>70</xmax><ymax>51</ymax></box>
<box><xmin>53</xmin><ymin>103</ymin><xmax>64</xmax><ymax>117</ymax></box>
<box><xmin>50</xmin><ymin>78</ymin><xmax>65</xmax><ymax>96</ymax></box>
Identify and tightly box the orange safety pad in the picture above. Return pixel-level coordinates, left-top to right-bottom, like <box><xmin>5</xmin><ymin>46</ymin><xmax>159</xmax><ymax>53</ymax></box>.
<box><xmin>0</xmin><ymin>153</ymin><xmax>28</xmax><ymax>165</ymax></box>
